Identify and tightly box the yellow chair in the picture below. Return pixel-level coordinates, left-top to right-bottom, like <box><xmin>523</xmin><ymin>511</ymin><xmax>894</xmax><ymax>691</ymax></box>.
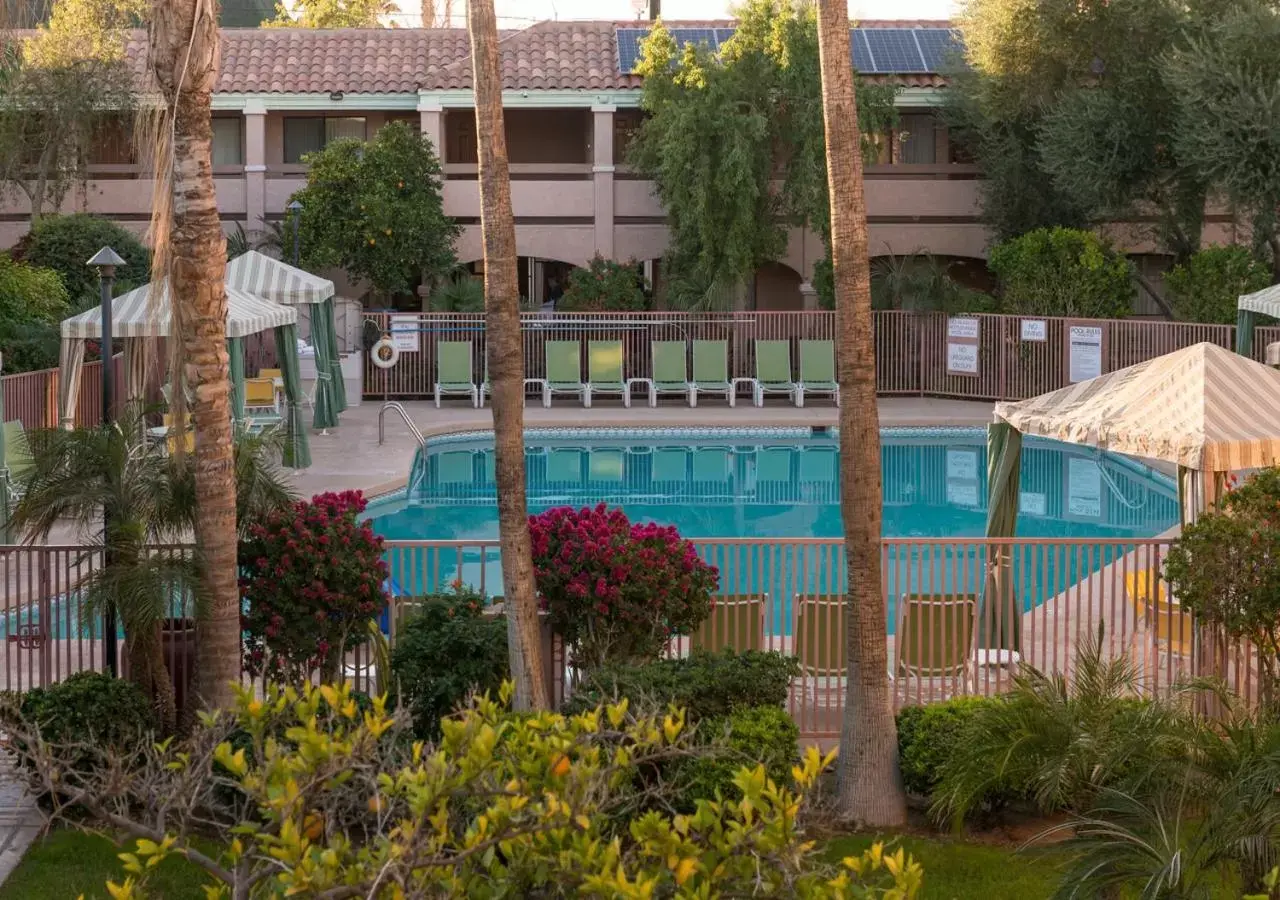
<box><xmin>163</xmin><ymin>413</ymin><xmax>194</xmax><ymax>455</ymax></box>
<box><xmin>690</xmin><ymin>595</ymin><xmax>767</xmax><ymax>653</ymax></box>
<box><xmin>244</xmin><ymin>378</ymin><xmax>278</xmax><ymax>412</ymax></box>
<box><xmin>259</xmin><ymin>368</ymin><xmax>282</xmax><ymax>381</ymax></box>
<box><xmin>1124</xmin><ymin>571</ymin><xmax>1193</xmax><ymax>658</ymax></box>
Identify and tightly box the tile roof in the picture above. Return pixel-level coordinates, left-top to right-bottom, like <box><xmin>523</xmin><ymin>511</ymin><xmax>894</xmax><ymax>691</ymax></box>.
<box><xmin>114</xmin><ymin>20</ymin><xmax>953</xmax><ymax>96</ymax></box>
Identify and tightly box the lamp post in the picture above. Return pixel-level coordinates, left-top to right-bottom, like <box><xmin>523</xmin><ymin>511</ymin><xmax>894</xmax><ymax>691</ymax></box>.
<box><xmin>88</xmin><ymin>246</ymin><xmax>126</xmax><ymax>678</ymax></box>
<box><xmin>288</xmin><ymin>200</ymin><xmax>303</xmax><ymax>266</ymax></box>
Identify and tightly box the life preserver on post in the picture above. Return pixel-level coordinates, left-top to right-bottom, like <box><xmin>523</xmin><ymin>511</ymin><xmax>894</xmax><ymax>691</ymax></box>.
<box><xmin>371</xmin><ymin>335</ymin><xmax>400</xmax><ymax>369</ymax></box>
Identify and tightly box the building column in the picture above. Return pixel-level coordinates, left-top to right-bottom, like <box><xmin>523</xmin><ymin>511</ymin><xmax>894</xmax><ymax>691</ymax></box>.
<box><xmin>800</xmin><ymin>280</ymin><xmax>820</xmax><ymax>311</ymax></box>
<box><xmin>592</xmin><ymin>104</ymin><xmax>615</xmax><ymax>260</ymax></box>
<box><xmin>244</xmin><ymin>100</ymin><xmax>267</xmax><ymax>234</ymax></box>
<box><xmin>419</xmin><ymin>95</ymin><xmax>444</xmax><ymax>170</ymax></box>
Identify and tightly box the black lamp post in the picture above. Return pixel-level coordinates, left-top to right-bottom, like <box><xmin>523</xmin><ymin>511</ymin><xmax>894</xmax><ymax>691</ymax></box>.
<box><xmin>288</xmin><ymin>200</ymin><xmax>303</xmax><ymax>266</ymax></box>
<box><xmin>88</xmin><ymin>245</ymin><xmax>126</xmax><ymax>678</ymax></box>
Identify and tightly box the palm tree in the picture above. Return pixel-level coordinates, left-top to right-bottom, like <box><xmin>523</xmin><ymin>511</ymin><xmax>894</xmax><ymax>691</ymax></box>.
<box><xmin>142</xmin><ymin>0</ymin><xmax>241</xmax><ymax>709</ymax></box>
<box><xmin>12</xmin><ymin>417</ymin><xmax>294</xmax><ymax>732</ymax></box>
<box><xmin>815</xmin><ymin>0</ymin><xmax>907</xmax><ymax>826</ymax></box>
<box><xmin>466</xmin><ymin>0</ymin><xmax>549</xmax><ymax>711</ymax></box>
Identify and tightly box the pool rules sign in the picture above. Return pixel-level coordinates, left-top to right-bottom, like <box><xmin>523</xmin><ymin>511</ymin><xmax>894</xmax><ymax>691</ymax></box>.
<box><xmin>946</xmin><ymin>316</ymin><xmax>981</xmax><ymax>376</ymax></box>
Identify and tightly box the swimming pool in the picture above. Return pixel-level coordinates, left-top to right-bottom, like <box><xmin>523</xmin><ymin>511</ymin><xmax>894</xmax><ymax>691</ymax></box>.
<box><xmin>368</xmin><ymin>427</ymin><xmax>1179</xmax><ymax>617</ymax></box>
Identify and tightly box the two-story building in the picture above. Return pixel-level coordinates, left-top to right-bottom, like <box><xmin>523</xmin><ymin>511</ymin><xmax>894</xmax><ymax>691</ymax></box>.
<box><xmin>0</xmin><ymin>20</ymin><xmax>1243</xmax><ymax>310</ymax></box>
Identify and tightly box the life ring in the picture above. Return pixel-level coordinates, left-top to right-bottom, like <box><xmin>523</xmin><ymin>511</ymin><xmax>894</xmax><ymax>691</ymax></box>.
<box><xmin>371</xmin><ymin>336</ymin><xmax>400</xmax><ymax>369</ymax></box>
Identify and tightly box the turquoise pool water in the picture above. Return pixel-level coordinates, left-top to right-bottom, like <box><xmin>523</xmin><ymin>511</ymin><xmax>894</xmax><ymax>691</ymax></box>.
<box><xmin>368</xmin><ymin>427</ymin><xmax>1179</xmax><ymax>620</ymax></box>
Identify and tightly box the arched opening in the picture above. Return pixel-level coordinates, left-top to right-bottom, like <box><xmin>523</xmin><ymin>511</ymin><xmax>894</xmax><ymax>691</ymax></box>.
<box><xmin>752</xmin><ymin>261</ymin><xmax>804</xmax><ymax>311</ymax></box>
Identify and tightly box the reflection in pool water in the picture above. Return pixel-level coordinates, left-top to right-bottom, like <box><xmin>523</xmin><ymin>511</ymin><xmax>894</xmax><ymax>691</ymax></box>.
<box><xmin>369</xmin><ymin>427</ymin><xmax>1179</xmax><ymax>623</ymax></box>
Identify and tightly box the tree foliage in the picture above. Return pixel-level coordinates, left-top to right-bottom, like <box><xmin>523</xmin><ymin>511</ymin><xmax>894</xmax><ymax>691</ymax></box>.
<box><xmin>291</xmin><ymin>121</ymin><xmax>459</xmax><ymax>302</ymax></box>
<box><xmin>0</xmin><ymin>0</ymin><xmax>140</xmax><ymax>220</ymax></box>
<box><xmin>630</xmin><ymin>0</ymin><xmax>897</xmax><ymax>309</ymax></box>
<box><xmin>0</xmin><ymin>254</ymin><xmax>69</xmax><ymax>372</ymax></box>
<box><xmin>263</xmin><ymin>0</ymin><xmax>392</xmax><ymax>27</ymax></box>
<box><xmin>1165</xmin><ymin>245</ymin><xmax>1272</xmax><ymax>324</ymax></box>
<box><xmin>558</xmin><ymin>255</ymin><xmax>649</xmax><ymax>312</ymax></box>
<box><xmin>15</xmin><ymin>212</ymin><xmax>150</xmax><ymax>305</ymax></box>
<box><xmin>988</xmin><ymin>227</ymin><xmax>1134</xmax><ymax>318</ymax></box>
<box><xmin>11</xmin><ymin>681</ymin><xmax>925</xmax><ymax>899</ymax></box>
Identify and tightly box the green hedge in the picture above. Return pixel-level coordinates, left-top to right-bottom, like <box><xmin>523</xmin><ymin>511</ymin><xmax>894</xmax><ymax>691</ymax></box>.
<box><xmin>564</xmin><ymin>650</ymin><xmax>799</xmax><ymax>721</ymax></box>
<box><xmin>678</xmin><ymin>705</ymin><xmax>799</xmax><ymax>803</ymax></box>
<box><xmin>896</xmin><ymin>697</ymin><xmax>1003</xmax><ymax>798</ymax></box>
<box><xmin>17</xmin><ymin>214</ymin><xmax>150</xmax><ymax>307</ymax></box>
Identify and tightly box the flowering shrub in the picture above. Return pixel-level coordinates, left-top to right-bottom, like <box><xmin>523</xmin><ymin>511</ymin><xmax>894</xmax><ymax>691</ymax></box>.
<box><xmin>529</xmin><ymin>504</ymin><xmax>718</xmax><ymax>668</ymax></box>
<box><xmin>240</xmin><ymin>490</ymin><xmax>388</xmax><ymax>684</ymax></box>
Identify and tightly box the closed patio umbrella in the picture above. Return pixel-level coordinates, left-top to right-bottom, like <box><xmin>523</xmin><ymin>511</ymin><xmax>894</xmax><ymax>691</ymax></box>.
<box><xmin>0</xmin><ymin>355</ymin><xmax>9</xmax><ymax>541</ymax></box>
<box><xmin>980</xmin><ymin>420</ymin><xmax>1022</xmax><ymax>653</ymax></box>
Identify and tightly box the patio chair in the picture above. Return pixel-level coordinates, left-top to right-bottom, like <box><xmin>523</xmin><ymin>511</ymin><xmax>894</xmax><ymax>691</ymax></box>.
<box><xmin>542</xmin><ymin>341</ymin><xmax>587</xmax><ymax>408</ymax></box>
<box><xmin>163</xmin><ymin>413</ymin><xmax>195</xmax><ymax>456</ymax></box>
<box><xmin>752</xmin><ymin>340</ymin><xmax>799</xmax><ymax>407</ymax></box>
<box><xmin>434</xmin><ymin>341</ymin><xmax>479</xmax><ymax>408</ymax></box>
<box><xmin>244</xmin><ymin>377</ymin><xmax>278</xmax><ymax>414</ymax></box>
<box><xmin>3</xmin><ymin>420</ymin><xmax>34</xmax><ymax>503</ymax></box>
<box><xmin>1124</xmin><ymin>570</ymin><xmax>1193</xmax><ymax>664</ymax></box>
<box><xmin>690</xmin><ymin>594</ymin><xmax>767</xmax><ymax>653</ymax></box>
<box><xmin>478</xmin><ymin>356</ymin><xmax>546</xmax><ymax>408</ymax></box>
<box><xmin>587</xmin><ymin>341</ymin><xmax>631</xmax><ymax>408</ymax></box>
<box><xmin>794</xmin><ymin>594</ymin><xmax>846</xmax><ymax>706</ymax></box>
<box><xmin>649</xmin><ymin>340</ymin><xmax>693</xmax><ymax>407</ymax></box>
<box><xmin>796</xmin><ymin>340</ymin><xmax>839</xmax><ymax>408</ymax></box>
<box><xmin>894</xmin><ymin>594</ymin><xmax>977</xmax><ymax>698</ymax></box>
<box><xmin>691</xmin><ymin>340</ymin><xmax>737</xmax><ymax>407</ymax></box>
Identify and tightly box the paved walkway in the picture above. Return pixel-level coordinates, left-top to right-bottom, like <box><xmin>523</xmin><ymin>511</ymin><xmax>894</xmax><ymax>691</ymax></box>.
<box><xmin>0</xmin><ymin>753</ymin><xmax>40</xmax><ymax>887</ymax></box>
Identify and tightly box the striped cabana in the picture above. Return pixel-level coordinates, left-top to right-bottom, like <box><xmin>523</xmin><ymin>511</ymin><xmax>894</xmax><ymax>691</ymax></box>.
<box><xmin>225</xmin><ymin>251</ymin><xmax>345</xmax><ymax>430</ymax></box>
<box><xmin>58</xmin><ymin>280</ymin><xmax>312</xmax><ymax>468</ymax></box>
<box><xmin>979</xmin><ymin>342</ymin><xmax>1280</xmax><ymax>657</ymax></box>
<box><xmin>1236</xmin><ymin>283</ymin><xmax>1280</xmax><ymax>358</ymax></box>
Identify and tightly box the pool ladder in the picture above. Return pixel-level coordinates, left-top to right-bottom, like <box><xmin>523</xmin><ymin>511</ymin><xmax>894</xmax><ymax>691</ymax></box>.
<box><xmin>378</xmin><ymin>401</ymin><xmax>425</xmax><ymax>447</ymax></box>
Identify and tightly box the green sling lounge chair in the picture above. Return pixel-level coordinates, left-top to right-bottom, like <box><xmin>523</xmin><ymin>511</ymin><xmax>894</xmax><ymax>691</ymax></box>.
<box><xmin>752</xmin><ymin>340</ymin><xmax>799</xmax><ymax>407</ymax></box>
<box><xmin>542</xmin><ymin>341</ymin><xmax>587</xmax><ymax>408</ymax></box>
<box><xmin>648</xmin><ymin>340</ymin><xmax>691</xmax><ymax>407</ymax></box>
<box><xmin>587</xmin><ymin>340</ymin><xmax>630</xmax><ymax>408</ymax></box>
<box><xmin>797</xmin><ymin>340</ymin><xmax>839</xmax><ymax>408</ymax></box>
<box><xmin>3</xmin><ymin>420</ymin><xmax>34</xmax><ymax>503</ymax></box>
<box><xmin>691</xmin><ymin>340</ymin><xmax>737</xmax><ymax>408</ymax></box>
<box><xmin>434</xmin><ymin>341</ymin><xmax>478</xmax><ymax>408</ymax></box>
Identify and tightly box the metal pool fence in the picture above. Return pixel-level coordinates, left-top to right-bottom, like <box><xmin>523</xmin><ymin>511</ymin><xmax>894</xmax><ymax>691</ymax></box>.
<box><xmin>0</xmin><ymin>538</ymin><xmax>1254</xmax><ymax>742</ymax></box>
<box><xmin>360</xmin><ymin>310</ymin><xmax>1262</xmax><ymax>404</ymax></box>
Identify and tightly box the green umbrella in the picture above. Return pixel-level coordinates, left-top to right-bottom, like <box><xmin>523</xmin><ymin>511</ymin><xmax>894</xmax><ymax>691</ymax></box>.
<box><xmin>979</xmin><ymin>420</ymin><xmax>1023</xmax><ymax>652</ymax></box>
<box><xmin>310</xmin><ymin>302</ymin><xmax>338</xmax><ymax>431</ymax></box>
<box><xmin>228</xmin><ymin>337</ymin><xmax>246</xmax><ymax>422</ymax></box>
<box><xmin>273</xmin><ymin>323</ymin><xmax>311</xmax><ymax>469</ymax></box>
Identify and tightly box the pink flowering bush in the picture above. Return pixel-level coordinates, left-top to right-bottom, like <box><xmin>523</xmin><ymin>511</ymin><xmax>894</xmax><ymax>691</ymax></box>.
<box><xmin>240</xmin><ymin>490</ymin><xmax>388</xmax><ymax>685</ymax></box>
<box><xmin>529</xmin><ymin>504</ymin><xmax>718</xmax><ymax>669</ymax></box>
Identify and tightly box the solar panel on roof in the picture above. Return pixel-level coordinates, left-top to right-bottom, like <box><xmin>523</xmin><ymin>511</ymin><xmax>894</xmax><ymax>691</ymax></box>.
<box><xmin>616</xmin><ymin>27</ymin><xmax>647</xmax><ymax>74</ymax></box>
<box><xmin>862</xmin><ymin>28</ymin><xmax>928</xmax><ymax>73</ymax></box>
<box><xmin>914</xmin><ymin>28</ymin><xmax>963</xmax><ymax>71</ymax></box>
<box><xmin>669</xmin><ymin>27</ymin><xmax>720</xmax><ymax>52</ymax></box>
<box><xmin>850</xmin><ymin>30</ymin><xmax>876</xmax><ymax>72</ymax></box>
<box><xmin>713</xmin><ymin>27</ymin><xmax>737</xmax><ymax>47</ymax></box>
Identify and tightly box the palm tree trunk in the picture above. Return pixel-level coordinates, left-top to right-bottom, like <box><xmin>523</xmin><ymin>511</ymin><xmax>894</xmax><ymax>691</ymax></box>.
<box><xmin>148</xmin><ymin>0</ymin><xmax>240</xmax><ymax>710</ymax></box>
<box><xmin>128</xmin><ymin>620</ymin><xmax>176</xmax><ymax>734</ymax></box>
<box><xmin>466</xmin><ymin>0</ymin><xmax>549</xmax><ymax>711</ymax></box>
<box><xmin>816</xmin><ymin>0</ymin><xmax>907</xmax><ymax>826</ymax></box>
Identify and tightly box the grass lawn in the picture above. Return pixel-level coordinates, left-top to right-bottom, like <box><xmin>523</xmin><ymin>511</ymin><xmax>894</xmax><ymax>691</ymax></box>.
<box><xmin>824</xmin><ymin>833</ymin><xmax>1064</xmax><ymax>900</ymax></box>
<box><xmin>0</xmin><ymin>829</ymin><xmax>207</xmax><ymax>900</ymax></box>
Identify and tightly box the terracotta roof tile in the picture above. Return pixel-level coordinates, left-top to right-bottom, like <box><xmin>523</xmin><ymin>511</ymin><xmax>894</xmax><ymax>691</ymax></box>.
<box><xmin>112</xmin><ymin>21</ymin><xmax>952</xmax><ymax>95</ymax></box>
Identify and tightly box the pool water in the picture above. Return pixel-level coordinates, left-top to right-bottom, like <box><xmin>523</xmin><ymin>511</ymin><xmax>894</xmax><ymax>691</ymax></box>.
<box><xmin>368</xmin><ymin>427</ymin><xmax>1178</xmax><ymax>620</ymax></box>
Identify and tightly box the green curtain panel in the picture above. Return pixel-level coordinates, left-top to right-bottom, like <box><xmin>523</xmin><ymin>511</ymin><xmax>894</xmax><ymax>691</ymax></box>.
<box><xmin>323</xmin><ymin>298</ymin><xmax>347</xmax><ymax>413</ymax></box>
<box><xmin>273</xmin><ymin>323</ymin><xmax>311</xmax><ymax>469</ymax></box>
<box><xmin>0</xmin><ymin>363</ymin><xmax>9</xmax><ymax>541</ymax></box>
<box><xmin>979</xmin><ymin>420</ymin><xmax>1023</xmax><ymax>652</ymax></box>
<box><xmin>309</xmin><ymin>304</ymin><xmax>338</xmax><ymax>431</ymax></box>
<box><xmin>228</xmin><ymin>337</ymin><xmax>246</xmax><ymax>422</ymax></box>
<box><xmin>1237</xmin><ymin>308</ymin><xmax>1258</xmax><ymax>358</ymax></box>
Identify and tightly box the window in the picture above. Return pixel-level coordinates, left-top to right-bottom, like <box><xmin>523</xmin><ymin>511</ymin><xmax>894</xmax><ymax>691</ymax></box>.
<box><xmin>282</xmin><ymin>116</ymin><xmax>367</xmax><ymax>164</ymax></box>
<box><xmin>896</xmin><ymin>113</ymin><xmax>937</xmax><ymax>164</ymax></box>
<box><xmin>212</xmin><ymin>117</ymin><xmax>243</xmax><ymax>166</ymax></box>
<box><xmin>89</xmin><ymin>117</ymin><xmax>134</xmax><ymax>165</ymax></box>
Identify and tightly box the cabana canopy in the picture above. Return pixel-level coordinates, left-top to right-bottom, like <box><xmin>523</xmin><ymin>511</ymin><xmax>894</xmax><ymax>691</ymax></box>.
<box><xmin>992</xmin><ymin>342</ymin><xmax>1280</xmax><ymax>473</ymax></box>
<box><xmin>58</xmin><ymin>279</ymin><xmax>311</xmax><ymax>468</ymax></box>
<box><xmin>980</xmin><ymin>342</ymin><xmax>1280</xmax><ymax>656</ymax></box>
<box><xmin>225</xmin><ymin>251</ymin><xmax>345</xmax><ymax>429</ymax></box>
<box><xmin>1236</xmin><ymin>283</ymin><xmax>1280</xmax><ymax>358</ymax></box>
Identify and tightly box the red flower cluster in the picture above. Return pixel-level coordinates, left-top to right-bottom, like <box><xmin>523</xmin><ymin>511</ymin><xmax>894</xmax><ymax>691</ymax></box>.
<box><xmin>529</xmin><ymin>503</ymin><xmax>718</xmax><ymax>669</ymax></box>
<box><xmin>240</xmin><ymin>490</ymin><xmax>388</xmax><ymax>684</ymax></box>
